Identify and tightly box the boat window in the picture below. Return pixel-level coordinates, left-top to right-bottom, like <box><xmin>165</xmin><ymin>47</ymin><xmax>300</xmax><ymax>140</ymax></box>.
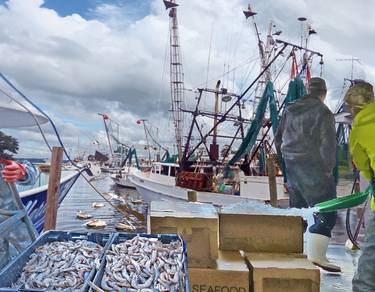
<box><xmin>161</xmin><ymin>165</ymin><xmax>169</xmax><ymax>175</ymax></box>
<box><xmin>170</xmin><ymin>167</ymin><xmax>177</xmax><ymax>177</ymax></box>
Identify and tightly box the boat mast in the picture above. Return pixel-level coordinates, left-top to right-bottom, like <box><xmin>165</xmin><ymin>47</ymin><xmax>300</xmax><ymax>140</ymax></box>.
<box><xmin>164</xmin><ymin>0</ymin><xmax>185</xmax><ymax>161</ymax></box>
<box><xmin>244</xmin><ymin>3</ymin><xmax>277</xmax><ymax>115</ymax></box>
<box><xmin>211</xmin><ymin>80</ymin><xmax>221</xmax><ymax>161</ymax></box>
<box><xmin>98</xmin><ymin>113</ymin><xmax>114</xmax><ymax>162</ymax></box>
<box><xmin>138</xmin><ymin>119</ymin><xmax>152</xmax><ymax>163</ymax></box>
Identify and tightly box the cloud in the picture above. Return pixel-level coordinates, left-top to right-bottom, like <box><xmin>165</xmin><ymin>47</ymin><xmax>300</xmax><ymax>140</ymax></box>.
<box><xmin>0</xmin><ymin>0</ymin><xmax>374</xmax><ymax>158</ymax></box>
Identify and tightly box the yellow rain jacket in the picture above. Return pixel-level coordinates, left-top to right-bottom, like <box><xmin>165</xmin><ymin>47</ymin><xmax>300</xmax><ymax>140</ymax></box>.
<box><xmin>349</xmin><ymin>103</ymin><xmax>375</xmax><ymax>210</ymax></box>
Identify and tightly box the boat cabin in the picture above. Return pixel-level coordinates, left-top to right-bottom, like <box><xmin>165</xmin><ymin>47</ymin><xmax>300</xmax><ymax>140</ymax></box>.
<box><xmin>151</xmin><ymin>162</ymin><xmax>180</xmax><ymax>177</ymax></box>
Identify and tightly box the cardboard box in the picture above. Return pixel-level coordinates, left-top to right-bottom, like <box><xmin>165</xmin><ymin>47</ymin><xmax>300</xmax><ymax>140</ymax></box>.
<box><xmin>149</xmin><ymin>201</ymin><xmax>218</xmax><ymax>268</ymax></box>
<box><xmin>219</xmin><ymin>212</ymin><xmax>304</xmax><ymax>253</ymax></box>
<box><xmin>189</xmin><ymin>251</ymin><xmax>251</xmax><ymax>292</ymax></box>
<box><xmin>245</xmin><ymin>253</ymin><xmax>320</xmax><ymax>292</ymax></box>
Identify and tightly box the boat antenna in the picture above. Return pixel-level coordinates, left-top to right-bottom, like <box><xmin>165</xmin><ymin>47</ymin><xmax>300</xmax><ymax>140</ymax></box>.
<box><xmin>336</xmin><ymin>57</ymin><xmax>361</xmax><ymax>82</ymax></box>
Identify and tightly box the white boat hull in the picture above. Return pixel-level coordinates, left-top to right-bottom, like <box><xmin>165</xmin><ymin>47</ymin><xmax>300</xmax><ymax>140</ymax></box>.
<box><xmin>129</xmin><ymin>169</ymin><xmax>271</xmax><ymax>206</ymax></box>
<box><xmin>110</xmin><ymin>173</ymin><xmax>136</xmax><ymax>189</ymax></box>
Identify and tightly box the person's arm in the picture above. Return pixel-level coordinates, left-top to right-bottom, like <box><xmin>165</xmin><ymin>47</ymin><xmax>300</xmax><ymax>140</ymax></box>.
<box><xmin>18</xmin><ymin>160</ymin><xmax>38</xmax><ymax>185</ymax></box>
<box><xmin>1</xmin><ymin>160</ymin><xmax>38</xmax><ymax>185</ymax></box>
<box><xmin>319</xmin><ymin>111</ymin><xmax>337</xmax><ymax>174</ymax></box>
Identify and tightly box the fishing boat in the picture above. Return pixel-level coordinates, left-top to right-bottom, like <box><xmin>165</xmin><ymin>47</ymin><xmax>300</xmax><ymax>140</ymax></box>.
<box><xmin>130</xmin><ymin>2</ymin><xmax>323</xmax><ymax>206</ymax></box>
<box><xmin>110</xmin><ymin>166</ymin><xmax>136</xmax><ymax>189</ymax></box>
<box><xmin>83</xmin><ymin>162</ymin><xmax>101</xmax><ymax>181</ymax></box>
<box><xmin>129</xmin><ymin>162</ymin><xmax>286</xmax><ymax>206</ymax></box>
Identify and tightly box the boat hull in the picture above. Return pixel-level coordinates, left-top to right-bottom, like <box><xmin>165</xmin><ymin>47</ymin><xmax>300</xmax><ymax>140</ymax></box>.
<box><xmin>110</xmin><ymin>174</ymin><xmax>136</xmax><ymax>189</ymax></box>
<box><xmin>129</xmin><ymin>169</ymin><xmax>255</xmax><ymax>206</ymax></box>
<box><xmin>20</xmin><ymin>171</ymin><xmax>80</xmax><ymax>232</ymax></box>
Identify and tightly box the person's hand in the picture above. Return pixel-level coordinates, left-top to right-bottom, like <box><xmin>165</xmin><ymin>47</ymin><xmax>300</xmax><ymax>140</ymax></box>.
<box><xmin>1</xmin><ymin>160</ymin><xmax>27</xmax><ymax>183</ymax></box>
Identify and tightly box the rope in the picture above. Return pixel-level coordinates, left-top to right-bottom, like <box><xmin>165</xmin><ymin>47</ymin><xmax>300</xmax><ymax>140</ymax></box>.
<box><xmin>79</xmin><ymin>172</ymin><xmax>139</xmax><ymax>228</ymax></box>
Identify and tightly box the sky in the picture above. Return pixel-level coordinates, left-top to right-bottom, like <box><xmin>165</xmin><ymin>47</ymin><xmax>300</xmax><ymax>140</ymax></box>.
<box><xmin>0</xmin><ymin>0</ymin><xmax>373</xmax><ymax>159</ymax></box>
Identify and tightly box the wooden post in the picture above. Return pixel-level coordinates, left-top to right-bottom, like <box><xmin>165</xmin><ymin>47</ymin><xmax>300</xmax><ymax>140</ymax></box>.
<box><xmin>188</xmin><ymin>191</ymin><xmax>197</xmax><ymax>202</ymax></box>
<box><xmin>44</xmin><ymin>147</ymin><xmax>63</xmax><ymax>230</ymax></box>
<box><xmin>267</xmin><ymin>156</ymin><xmax>278</xmax><ymax>207</ymax></box>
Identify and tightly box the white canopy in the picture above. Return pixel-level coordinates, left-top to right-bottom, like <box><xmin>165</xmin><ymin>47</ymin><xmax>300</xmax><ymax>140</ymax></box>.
<box><xmin>0</xmin><ymin>106</ymin><xmax>48</xmax><ymax>128</ymax></box>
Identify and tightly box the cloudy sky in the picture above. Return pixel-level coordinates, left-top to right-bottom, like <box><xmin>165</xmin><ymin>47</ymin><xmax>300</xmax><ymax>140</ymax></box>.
<box><xmin>0</xmin><ymin>0</ymin><xmax>373</xmax><ymax>159</ymax></box>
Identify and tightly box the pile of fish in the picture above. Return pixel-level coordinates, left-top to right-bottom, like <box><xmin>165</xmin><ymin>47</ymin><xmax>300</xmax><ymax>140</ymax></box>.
<box><xmin>14</xmin><ymin>240</ymin><xmax>103</xmax><ymax>290</ymax></box>
<box><xmin>101</xmin><ymin>235</ymin><xmax>185</xmax><ymax>291</ymax></box>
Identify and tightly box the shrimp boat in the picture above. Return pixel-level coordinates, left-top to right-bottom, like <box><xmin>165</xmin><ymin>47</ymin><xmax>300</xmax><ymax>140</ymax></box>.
<box><xmin>130</xmin><ymin>2</ymin><xmax>324</xmax><ymax>206</ymax></box>
<box><xmin>129</xmin><ymin>162</ymin><xmax>286</xmax><ymax>206</ymax></box>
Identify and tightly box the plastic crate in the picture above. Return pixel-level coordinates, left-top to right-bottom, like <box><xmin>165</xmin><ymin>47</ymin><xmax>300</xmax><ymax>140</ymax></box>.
<box><xmin>91</xmin><ymin>232</ymin><xmax>190</xmax><ymax>292</ymax></box>
<box><xmin>0</xmin><ymin>230</ymin><xmax>114</xmax><ymax>292</ymax></box>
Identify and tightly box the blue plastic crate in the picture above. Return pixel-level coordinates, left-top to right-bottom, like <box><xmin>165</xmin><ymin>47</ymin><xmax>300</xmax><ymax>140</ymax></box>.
<box><xmin>92</xmin><ymin>232</ymin><xmax>190</xmax><ymax>292</ymax></box>
<box><xmin>0</xmin><ymin>230</ymin><xmax>114</xmax><ymax>292</ymax></box>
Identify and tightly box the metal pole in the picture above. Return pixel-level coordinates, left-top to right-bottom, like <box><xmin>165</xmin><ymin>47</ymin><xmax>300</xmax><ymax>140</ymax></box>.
<box><xmin>213</xmin><ymin>80</ymin><xmax>221</xmax><ymax>145</ymax></box>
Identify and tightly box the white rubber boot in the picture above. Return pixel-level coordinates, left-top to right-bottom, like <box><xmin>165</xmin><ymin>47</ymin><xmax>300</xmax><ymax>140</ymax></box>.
<box><xmin>307</xmin><ymin>233</ymin><xmax>341</xmax><ymax>273</ymax></box>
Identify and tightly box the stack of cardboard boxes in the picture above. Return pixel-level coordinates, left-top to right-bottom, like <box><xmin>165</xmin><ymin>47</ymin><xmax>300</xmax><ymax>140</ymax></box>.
<box><xmin>148</xmin><ymin>201</ymin><xmax>320</xmax><ymax>292</ymax></box>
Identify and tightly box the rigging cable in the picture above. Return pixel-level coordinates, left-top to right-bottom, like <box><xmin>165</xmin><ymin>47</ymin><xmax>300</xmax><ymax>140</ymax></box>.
<box><xmin>203</xmin><ymin>20</ymin><xmax>214</xmax><ymax>110</ymax></box>
<box><xmin>0</xmin><ymin>73</ymin><xmax>82</xmax><ymax>169</ymax></box>
<box><xmin>157</xmin><ymin>32</ymin><xmax>170</xmax><ymax>116</ymax></box>
<box><xmin>0</xmin><ymin>87</ymin><xmax>52</xmax><ymax>152</ymax></box>
<box><xmin>194</xmin><ymin>55</ymin><xmax>259</xmax><ymax>89</ymax></box>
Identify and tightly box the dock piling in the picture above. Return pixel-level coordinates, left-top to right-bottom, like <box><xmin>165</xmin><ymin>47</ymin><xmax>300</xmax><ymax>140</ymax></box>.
<box><xmin>44</xmin><ymin>147</ymin><xmax>63</xmax><ymax>230</ymax></box>
<box><xmin>266</xmin><ymin>156</ymin><xmax>277</xmax><ymax>207</ymax></box>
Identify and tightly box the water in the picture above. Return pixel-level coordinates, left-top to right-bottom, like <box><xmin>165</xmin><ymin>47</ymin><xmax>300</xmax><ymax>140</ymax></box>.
<box><xmin>56</xmin><ymin>174</ymin><xmax>147</xmax><ymax>233</ymax></box>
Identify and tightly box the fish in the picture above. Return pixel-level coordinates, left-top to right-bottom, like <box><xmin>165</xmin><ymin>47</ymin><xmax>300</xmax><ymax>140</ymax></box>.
<box><xmin>76</xmin><ymin>210</ymin><xmax>93</xmax><ymax>220</ymax></box>
<box><xmin>115</xmin><ymin>223</ymin><xmax>136</xmax><ymax>232</ymax></box>
<box><xmin>131</xmin><ymin>199</ymin><xmax>144</xmax><ymax>205</ymax></box>
<box><xmin>100</xmin><ymin>235</ymin><xmax>185</xmax><ymax>291</ymax></box>
<box><xmin>92</xmin><ymin>202</ymin><xmax>105</xmax><ymax>208</ymax></box>
<box><xmin>13</xmin><ymin>240</ymin><xmax>103</xmax><ymax>290</ymax></box>
<box><xmin>85</xmin><ymin>219</ymin><xmax>107</xmax><ymax>229</ymax></box>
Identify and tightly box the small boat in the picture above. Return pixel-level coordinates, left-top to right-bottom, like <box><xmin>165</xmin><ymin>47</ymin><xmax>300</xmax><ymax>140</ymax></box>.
<box><xmin>110</xmin><ymin>167</ymin><xmax>136</xmax><ymax>189</ymax></box>
<box><xmin>80</xmin><ymin>162</ymin><xmax>102</xmax><ymax>181</ymax></box>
